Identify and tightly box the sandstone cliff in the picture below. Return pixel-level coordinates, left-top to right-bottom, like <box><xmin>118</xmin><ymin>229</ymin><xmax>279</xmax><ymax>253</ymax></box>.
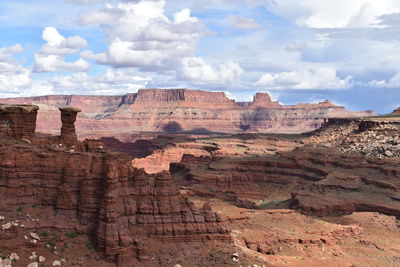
<box><xmin>0</xmin><ymin>105</ymin><xmax>230</xmax><ymax>264</ymax></box>
<box><xmin>0</xmin><ymin>89</ymin><xmax>375</xmax><ymax>138</ymax></box>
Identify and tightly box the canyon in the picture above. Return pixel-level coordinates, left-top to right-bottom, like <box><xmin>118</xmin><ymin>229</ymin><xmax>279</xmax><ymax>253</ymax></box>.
<box><xmin>0</xmin><ymin>100</ymin><xmax>399</xmax><ymax>267</ymax></box>
<box><xmin>0</xmin><ymin>89</ymin><xmax>374</xmax><ymax>140</ymax></box>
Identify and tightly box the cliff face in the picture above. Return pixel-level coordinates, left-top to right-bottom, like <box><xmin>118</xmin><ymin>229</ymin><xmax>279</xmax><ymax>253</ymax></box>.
<box><xmin>0</xmin><ymin>104</ymin><xmax>230</xmax><ymax>263</ymax></box>
<box><xmin>0</xmin><ymin>88</ymin><xmax>375</xmax><ymax>138</ymax></box>
<box><xmin>0</xmin><ymin>147</ymin><xmax>230</xmax><ymax>261</ymax></box>
<box><xmin>0</xmin><ymin>104</ymin><xmax>38</xmax><ymax>139</ymax></box>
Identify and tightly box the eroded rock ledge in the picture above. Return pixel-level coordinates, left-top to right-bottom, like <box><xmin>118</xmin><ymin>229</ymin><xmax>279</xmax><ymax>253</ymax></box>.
<box><xmin>0</xmin><ymin>104</ymin><xmax>231</xmax><ymax>263</ymax></box>
<box><xmin>0</xmin><ymin>88</ymin><xmax>376</xmax><ymax>138</ymax></box>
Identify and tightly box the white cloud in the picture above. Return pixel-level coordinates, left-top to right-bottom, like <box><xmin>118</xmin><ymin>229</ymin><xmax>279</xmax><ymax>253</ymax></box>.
<box><xmin>40</xmin><ymin>27</ymin><xmax>87</xmax><ymax>55</ymax></box>
<box><xmin>266</xmin><ymin>0</ymin><xmax>400</xmax><ymax>29</ymax></box>
<box><xmin>369</xmin><ymin>71</ymin><xmax>400</xmax><ymax>88</ymax></box>
<box><xmin>42</xmin><ymin>26</ymin><xmax>65</xmax><ymax>46</ymax></box>
<box><xmin>228</xmin><ymin>15</ymin><xmax>260</xmax><ymax>30</ymax></box>
<box><xmin>80</xmin><ymin>0</ymin><xmax>203</xmax><ymax>69</ymax></box>
<box><xmin>177</xmin><ymin>57</ymin><xmax>243</xmax><ymax>86</ymax></box>
<box><xmin>33</xmin><ymin>27</ymin><xmax>89</xmax><ymax>72</ymax></box>
<box><xmin>0</xmin><ymin>43</ymin><xmax>55</xmax><ymax>97</ymax></box>
<box><xmin>33</xmin><ymin>54</ymin><xmax>89</xmax><ymax>72</ymax></box>
<box><xmin>79</xmin><ymin>5</ymin><xmax>123</xmax><ymax>25</ymax></box>
<box><xmin>255</xmin><ymin>67</ymin><xmax>353</xmax><ymax>89</ymax></box>
<box><xmin>47</xmin><ymin>68</ymin><xmax>150</xmax><ymax>95</ymax></box>
<box><xmin>0</xmin><ymin>44</ymin><xmax>24</xmax><ymax>62</ymax></box>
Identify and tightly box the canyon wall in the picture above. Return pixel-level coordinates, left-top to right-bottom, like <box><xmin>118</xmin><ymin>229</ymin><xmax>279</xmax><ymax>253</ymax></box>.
<box><xmin>0</xmin><ymin>104</ymin><xmax>230</xmax><ymax>263</ymax></box>
<box><xmin>0</xmin><ymin>104</ymin><xmax>38</xmax><ymax>139</ymax></box>
<box><xmin>0</xmin><ymin>89</ymin><xmax>375</xmax><ymax>138</ymax></box>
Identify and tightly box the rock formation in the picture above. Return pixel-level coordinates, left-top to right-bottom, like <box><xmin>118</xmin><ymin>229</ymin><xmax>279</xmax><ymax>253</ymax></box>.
<box><xmin>0</xmin><ymin>89</ymin><xmax>375</xmax><ymax>139</ymax></box>
<box><xmin>170</xmin><ymin>145</ymin><xmax>400</xmax><ymax>217</ymax></box>
<box><xmin>0</xmin><ymin>104</ymin><xmax>38</xmax><ymax>140</ymax></box>
<box><xmin>390</xmin><ymin>107</ymin><xmax>400</xmax><ymax>115</ymax></box>
<box><xmin>251</xmin><ymin>93</ymin><xmax>281</xmax><ymax>108</ymax></box>
<box><xmin>59</xmin><ymin>107</ymin><xmax>81</xmax><ymax>147</ymax></box>
<box><xmin>0</xmin><ymin>104</ymin><xmax>230</xmax><ymax>263</ymax></box>
<box><xmin>307</xmin><ymin>118</ymin><xmax>400</xmax><ymax>158</ymax></box>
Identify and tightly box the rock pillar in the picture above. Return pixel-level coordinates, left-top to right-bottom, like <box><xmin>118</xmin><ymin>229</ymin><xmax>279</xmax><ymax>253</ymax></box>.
<box><xmin>0</xmin><ymin>104</ymin><xmax>39</xmax><ymax>139</ymax></box>
<box><xmin>251</xmin><ymin>93</ymin><xmax>281</xmax><ymax>108</ymax></box>
<box><xmin>59</xmin><ymin>107</ymin><xmax>81</xmax><ymax>147</ymax></box>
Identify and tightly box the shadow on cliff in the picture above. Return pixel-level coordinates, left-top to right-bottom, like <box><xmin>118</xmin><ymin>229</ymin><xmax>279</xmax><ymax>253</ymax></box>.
<box><xmin>240</xmin><ymin>107</ymin><xmax>271</xmax><ymax>131</ymax></box>
<box><xmin>162</xmin><ymin>121</ymin><xmax>183</xmax><ymax>133</ymax></box>
<box><xmin>182</xmin><ymin>127</ymin><xmax>227</xmax><ymax>135</ymax></box>
<box><xmin>100</xmin><ymin>137</ymin><xmax>161</xmax><ymax>158</ymax></box>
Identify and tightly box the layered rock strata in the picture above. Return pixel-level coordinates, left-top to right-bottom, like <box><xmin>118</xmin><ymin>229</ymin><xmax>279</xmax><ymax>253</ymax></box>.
<box><xmin>0</xmin><ymin>105</ymin><xmax>231</xmax><ymax>262</ymax></box>
<box><xmin>0</xmin><ymin>89</ymin><xmax>375</xmax><ymax>138</ymax></box>
<box><xmin>0</xmin><ymin>104</ymin><xmax>38</xmax><ymax>140</ymax></box>
<box><xmin>59</xmin><ymin>107</ymin><xmax>81</xmax><ymax>147</ymax></box>
<box><xmin>171</xmin><ymin>147</ymin><xmax>400</xmax><ymax>217</ymax></box>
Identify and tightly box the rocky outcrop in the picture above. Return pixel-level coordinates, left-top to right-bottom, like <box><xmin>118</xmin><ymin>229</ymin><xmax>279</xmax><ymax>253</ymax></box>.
<box><xmin>0</xmin><ymin>104</ymin><xmax>38</xmax><ymax>140</ymax></box>
<box><xmin>288</xmin><ymin>149</ymin><xmax>400</xmax><ymax>217</ymax></box>
<box><xmin>307</xmin><ymin>118</ymin><xmax>400</xmax><ymax>158</ymax></box>
<box><xmin>170</xmin><ymin>144</ymin><xmax>400</xmax><ymax>218</ymax></box>
<box><xmin>59</xmin><ymin>107</ymin><xmax>81</xmax><ymax>147</ymax></box>
<box><xmin>390</xmin><ymin>107</ymin><xmax>400</xmax><ymax>115</ymax></box>
<box><xmin>0</xmin><ymin>105</ymin><xmax>231</xmax><ymax>263</ymax></box>
<box><xmin>0</xmin><ymin>89</ymin><xmax>375</xmax><ymax>138</ymax></box>
<box><xmin>250</xmin><ymin>93</ymin><xmax>281</xmax><ymax>108</ymax></box>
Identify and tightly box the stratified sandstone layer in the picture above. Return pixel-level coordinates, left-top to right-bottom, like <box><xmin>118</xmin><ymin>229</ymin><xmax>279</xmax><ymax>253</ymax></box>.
<box><xmin>0</xmin><ymin>105</ymin><xmax>230</xmax><ymax>264</ymax></box>
<box><xmin>0</xmin><ymin>104</ymin><xmax>38</xmax><ymax>140</ymax></box>
<box><xmin>59</xmin><ymin>107</ymin><xmax>81</xmax><ymax>147</ymax></box>
<box><xmin>170</xmin><ymin>142</ymin><xmax>400</xmax><ymax>217</ymax></box>
<box><xmin>0</xmin><ymin>89</ymin><xmax>375</xmax><ymax>139</ymax></box>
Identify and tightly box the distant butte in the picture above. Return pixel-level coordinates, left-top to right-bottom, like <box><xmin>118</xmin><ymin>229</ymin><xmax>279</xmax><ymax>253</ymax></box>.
<box><xmin>0</xmin><ymin>88</ymin><xmax>375</xmax><ymax>139</ymax></box>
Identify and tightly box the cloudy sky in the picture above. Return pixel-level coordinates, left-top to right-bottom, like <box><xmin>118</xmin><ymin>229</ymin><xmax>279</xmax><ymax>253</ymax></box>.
<box><xmin>1</xmin><ymin>0</ymin><xmax>399</xmax><ymax>113</ymax></box>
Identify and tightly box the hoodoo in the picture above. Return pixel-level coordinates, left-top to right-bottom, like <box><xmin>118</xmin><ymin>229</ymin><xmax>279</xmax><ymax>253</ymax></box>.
<box><xmin>59</xmin><ymin>107</ymin><xmax>81</xmax><ymax>147</ymax></box>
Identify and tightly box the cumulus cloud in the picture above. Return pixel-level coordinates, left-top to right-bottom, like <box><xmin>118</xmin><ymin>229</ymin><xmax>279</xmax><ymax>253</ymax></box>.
<box><xmin>0</xmin><ymin>44</ymin><xmax>24</xmax><ymax>62</ymax></box>
<box><xmin>33</xmin><ymin>27</ymin><xmax>89</xmax><ymax>72</ymax></box>
<box><xmin>0</xmin><ymin>65</ymin><xmax>150</xmax><ymax>98</ymax></box>
<box><xmin>0</xmin><ymin>43</ymin><xmax>56</xmax><ymax>97</ymax></box>
<box><xmin>80</xmin><ymin>0</ymin><xmax>203</xmax><ymax>70</ymax></box>
<box><xmin>369</xmin><ymin>72</ymin><xmax>400</xmax><ymax>88</ymax></box>
<box><xmin>33</xmin><ymin>54</ymin><xmax>90</xmax><ymax>72</ymax></box>
<box><xmin>228</xmin><ymin>15</ymin><xmax>260</xmax><ymax>30</ymax></box>
<box><xmin>177</xmin><ymin>57</ymin><xmax>243</xmax><ymax>86</ymax></box>
<box><xmin>266</xmin><ymin>0</ymin><xmax>400</xmax><ymax>29</ymax></box>
<box><xmin>255</xmin><ymin>67</ymin><xmax>353</xmax><ymax>89</ymax></box>
<box><xmin>47</xmin><ymin>68</ymin><xmax>150</xmax><ymax>95</ymax></box>
<box><xmin>40</xmin><ymin>27</ymin><xmax>87</xmax><ymax>55</ymax></box>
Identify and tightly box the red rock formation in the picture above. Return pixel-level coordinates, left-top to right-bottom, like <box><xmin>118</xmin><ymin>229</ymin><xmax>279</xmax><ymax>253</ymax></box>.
<box><xmin>133</xmin><ymin>89</ymin><xmax>237</xmax><ymax>109</ymax></box>
<box><xmin>0</xmin><ymin>104</ymin><xmax>38</xmax><ymax>140</ymax></box>
<box><xmin>169</xmin><ymin>143</ymin><xmax>400</xmax><ymax>217</ymax></box>
<box><xmin>250</xmin><ymin>93</ymin><xmax>281</xmax><ymax>108</ymax></box>
<box><xmin>59</xmin><ymin>107</ymin><xmax>81</xmax><ymax>147</ymax></box>
<box><xmin>0</xmin><ymin>145</ymin><xmax>230</xmax><ymax>261</ymax></box>
<box><xmin>390</xmin><ymin>107</ymin><xmax>400</xmax><ymax>115</ymax></box>
<box><xmin>0</xmin><ymin>104</ymin><xmax>231</xmax><ymax>263</ymax></box>
<box><xmin>0</xmin><ymin>89</ymin><xmax>376</xmax><ymax>138</ymax></box>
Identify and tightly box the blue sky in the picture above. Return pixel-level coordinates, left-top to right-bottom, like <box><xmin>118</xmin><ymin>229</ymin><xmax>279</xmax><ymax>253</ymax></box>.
<box><xmin>0</xmin><ymin>0</ymin><xmax>399</xmax><ymax>113</ymax></box>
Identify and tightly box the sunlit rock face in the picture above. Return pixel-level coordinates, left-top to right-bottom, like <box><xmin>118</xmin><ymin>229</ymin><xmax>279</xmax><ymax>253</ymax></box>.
<box><xmin>0</xmin><ymin>88</ymin><xmax>375</xmax><ymax>139</ymax></box>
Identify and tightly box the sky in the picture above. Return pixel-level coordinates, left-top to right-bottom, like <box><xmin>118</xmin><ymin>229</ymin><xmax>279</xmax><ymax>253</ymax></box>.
<box><xmin>0</xmin><ymin>0</ymin><xmax>400</xmax><ymax>114</ymax></box>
